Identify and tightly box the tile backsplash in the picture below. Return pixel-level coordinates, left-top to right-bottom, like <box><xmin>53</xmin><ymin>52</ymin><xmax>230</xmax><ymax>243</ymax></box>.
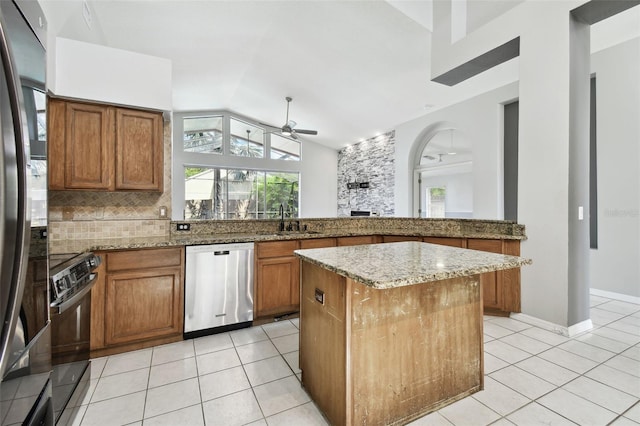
<box><xmin>337</xmin><ymin>131</ymin><xmax>395</xmax><ymax>217</ymax></box>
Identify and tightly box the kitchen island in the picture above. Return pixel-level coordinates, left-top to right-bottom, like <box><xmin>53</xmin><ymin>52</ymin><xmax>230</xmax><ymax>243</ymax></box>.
<box><xmin>294</xmin><ymin>242</ymin><xmax>531</xmax><ymax>426</ymax></box>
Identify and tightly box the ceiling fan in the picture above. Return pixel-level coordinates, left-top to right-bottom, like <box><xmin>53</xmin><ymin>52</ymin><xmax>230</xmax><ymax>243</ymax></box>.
<box><xmin>423</xmin><ymin>154</ymin><xmax>445</xmax><ymax>162</ymax></box>
<box><xmin>261</xmin><ymin>97</ymin><xmax>318</xmax><ymax>140</ymax></box>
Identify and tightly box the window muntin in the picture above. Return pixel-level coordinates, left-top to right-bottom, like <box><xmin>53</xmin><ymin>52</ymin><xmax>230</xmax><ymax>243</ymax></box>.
<box><xmin>183</xmin><ymin>116</ymin><xmax>223</xmax><ymax>154</ymax></box>
<box><xmin>185</xmin><ymin>166</ymin><xmax>299</xmax><ymax>220</ymax></box>
<box><xmin>271</xmin><ymin>133</ymin><xmax>300</xmax><ymax>161</ymax></box>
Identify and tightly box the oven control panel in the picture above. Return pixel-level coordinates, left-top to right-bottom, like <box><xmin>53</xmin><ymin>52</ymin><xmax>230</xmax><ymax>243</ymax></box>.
<box><xmin>50</xmin><ymin>253</ymin><xmax>101</xmax><ymax>303</ymax></box>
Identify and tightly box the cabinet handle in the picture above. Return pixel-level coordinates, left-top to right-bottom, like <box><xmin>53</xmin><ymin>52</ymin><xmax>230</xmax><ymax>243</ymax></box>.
<box><xmin>214</xmin><ymin>251</ymin><xmax>230</xmax><ymax>256</ymax></box>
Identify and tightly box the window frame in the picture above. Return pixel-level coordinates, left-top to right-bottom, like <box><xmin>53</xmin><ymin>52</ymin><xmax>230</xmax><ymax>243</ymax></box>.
<box><xmin>172</xmin><ymin>110</ymin><xmax>302</xmax><ymax>220</ymax></box>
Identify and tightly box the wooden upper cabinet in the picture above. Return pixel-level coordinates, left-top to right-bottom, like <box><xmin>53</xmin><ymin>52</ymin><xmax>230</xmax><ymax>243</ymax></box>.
<box><xmin>115</xmin><ymin>108</ymin><xmax>163</xmax><ymax>191</ymax></box>
<box><xmin>49</xmin><ymin>99</ymin><xmax>114</xmax><ymax>190</ymax></box>
<box><xmin>48</xmin><ymin>97</ymin><xmax>163</xmax><ymax>192</ymax></box>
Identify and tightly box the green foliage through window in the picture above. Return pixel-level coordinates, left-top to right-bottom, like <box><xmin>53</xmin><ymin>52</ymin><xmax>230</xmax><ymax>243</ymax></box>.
<box><xmin>185</xmin><ymin>167</ymin><xmax>299</xmax><ymax>220</ymax></box>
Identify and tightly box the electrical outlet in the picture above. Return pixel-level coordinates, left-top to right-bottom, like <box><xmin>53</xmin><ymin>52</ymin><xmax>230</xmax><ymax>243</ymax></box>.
<box><xmin>359</xmin><ymin>182</ymin><xmax>370</xmax><ymax>189</ymax></box>
<box><xmin>176</xmin><ymin>223</ymin><xmax>191</xmax><ymax>231</ymax></box>
<box><xmin>159</xmin><ymin>206</ymin><xmax>167</xmax><ymax>218</ymax></box>
<box><xmin>347</xmin><ymin>182</ymin><xmax>358</xmax><ymax>190</ymax></box>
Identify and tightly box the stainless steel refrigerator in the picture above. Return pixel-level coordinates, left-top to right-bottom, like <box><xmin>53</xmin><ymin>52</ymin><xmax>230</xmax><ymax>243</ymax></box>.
<box><xmin>0</xmin><ymin>1</ymin><xmax>51</xmax><ymax>424</ymax></box>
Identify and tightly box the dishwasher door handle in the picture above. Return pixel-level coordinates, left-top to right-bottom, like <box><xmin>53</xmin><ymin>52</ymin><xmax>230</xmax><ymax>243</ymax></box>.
<box><xmin>214</xmin><ymin>250</ymin><xmax>230</xmax><ymax>256</ymax></box>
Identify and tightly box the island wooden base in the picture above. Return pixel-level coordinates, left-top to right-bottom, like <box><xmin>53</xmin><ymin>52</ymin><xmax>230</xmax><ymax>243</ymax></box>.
<box><xmin>300</xmin><ymin>261</ymin><xmax>484</xmax><ymax>426</ymax></box>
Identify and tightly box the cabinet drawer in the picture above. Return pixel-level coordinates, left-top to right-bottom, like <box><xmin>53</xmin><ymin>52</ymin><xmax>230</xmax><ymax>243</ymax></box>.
<box><xmin>424</xmin><ymin>237</ymin><xmax>467</xmax><ymax>248</ymax></box>
<box><xmin>337</xmin><ymin>236</ymin><xmax>377</xmax><ymax>246</ymax></box>
<box><xmin>382</xmin><ymin>235</ymin><xmax>422</xmax><ymax>243</ymax></box>
<box><xmin>467</xmin><ymin>239</ymin><xmax>502</xmax><ymax>254</ymax></box>
<box><xmin>256</xmin><ymin>240</ymin><xmax>299</xmax><ymax>258</ymax></box>
<box><xmin>300</xmin><ymin>238</ymin><xmax>337</xmax><ymax>249</ymax></box>
<box><xmin>105</xmin><ymin>247</ymin><xmax>183</xmax><ymax>272</ymax></box>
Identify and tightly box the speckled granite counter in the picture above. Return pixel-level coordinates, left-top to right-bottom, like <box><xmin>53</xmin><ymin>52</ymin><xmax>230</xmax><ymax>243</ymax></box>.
<box><xmin>48</xmin><ymin>217</ymin><xmax>527</xmax><ymax>254</ymax></box>
<box><xmin>295</xmin><ymin>241</ymin><xmax>531</xmax><ymax>289</ymax></box>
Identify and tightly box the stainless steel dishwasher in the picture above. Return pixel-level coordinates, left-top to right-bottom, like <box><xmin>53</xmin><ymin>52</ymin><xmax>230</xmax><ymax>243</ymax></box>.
<box><xmin>184</xmin><ymin>242</ymin><xmax>254</xmax><ymax>338</ymax></box>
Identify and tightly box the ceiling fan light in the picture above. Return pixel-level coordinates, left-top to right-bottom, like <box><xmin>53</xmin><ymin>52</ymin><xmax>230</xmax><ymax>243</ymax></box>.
<box><xmin>282</xmin><ymin>130</ymin><xmax>291</xmax><ymax>136</ymax></box>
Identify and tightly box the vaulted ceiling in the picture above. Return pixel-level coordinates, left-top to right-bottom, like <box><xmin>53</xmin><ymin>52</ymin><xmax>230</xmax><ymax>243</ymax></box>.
<box><xmin>40</xmin><ymin>1</ymin><xmax>639</xmax><ymax>150</ymax></box>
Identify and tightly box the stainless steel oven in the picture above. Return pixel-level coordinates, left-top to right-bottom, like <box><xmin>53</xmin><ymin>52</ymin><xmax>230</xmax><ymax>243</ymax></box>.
<box><xmin>49</xmin><ymin>252</ymin><xmax>101</xmax><ymax>425</ymax></box>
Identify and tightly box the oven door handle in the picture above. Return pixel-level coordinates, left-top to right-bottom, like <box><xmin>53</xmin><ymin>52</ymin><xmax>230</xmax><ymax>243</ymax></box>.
<box><xmin>50</xmin><ymin>273</ymin><xmax>98</xmax><ymax>314</ymax></box>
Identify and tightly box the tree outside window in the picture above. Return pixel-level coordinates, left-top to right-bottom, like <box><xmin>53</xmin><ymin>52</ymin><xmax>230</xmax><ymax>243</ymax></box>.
<box><xmin>185</xmin><ymin>167</ymin><xmax>299</xmax><ymax>220</ymax></box>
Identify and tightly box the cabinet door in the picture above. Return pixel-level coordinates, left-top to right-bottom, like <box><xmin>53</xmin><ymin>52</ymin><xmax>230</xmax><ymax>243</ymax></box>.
<box><xmin>104</xmin><ymin>267</ymin><xmax>183</xmax><ymax>346</ymax></box>
<box><xmin>467</xmin><ymin>239</ymin><xmax>503</xmax><ymax>310</ymax></box>
<box><xmin>64</xmin><ymin>102</ymin><xmax>114</xmax><ymax>190</ymax></box>
<box><xmin>115</xmin><ymin>108</ymin><xmax>163</xmax><ymax>191</ymax></box>
<box><xmin>255</xmin><ymin>256</ymin><xmax>300</xmax><ymax>317</ymax></box>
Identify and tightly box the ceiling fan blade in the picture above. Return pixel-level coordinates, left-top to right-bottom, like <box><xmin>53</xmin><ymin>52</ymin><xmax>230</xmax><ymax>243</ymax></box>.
<box><xmin>289</xmin><ymin>131</ymin><xmax>299</xmax><ymax>140</ymax></box>
<box><xmin>294</xmin><ymin>129</ymin><xmax>318</xmax><ymax>135</ymax></box>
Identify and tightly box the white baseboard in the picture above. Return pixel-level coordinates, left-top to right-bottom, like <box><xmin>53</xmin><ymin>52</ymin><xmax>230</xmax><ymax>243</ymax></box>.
<box><xmin>510</xmin><ymin>313</ymin><xmax>593</xmax><ymax>337</ymax></box>
<box><xmin>590</xmin><ymin>288</ymin><xmax>640</xmax><ymax>305</ymax></box>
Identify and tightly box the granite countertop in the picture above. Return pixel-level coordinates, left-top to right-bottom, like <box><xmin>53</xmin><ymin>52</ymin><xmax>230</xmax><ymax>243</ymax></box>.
<box><xmin>294</xmin><ymin>241</ymin><xmax>532</xmax><ymax>289</ymax></box>
<box><xmin>48</xmin><ymin>229</ymin><xmax>526</xmax><ymax>254</ymax></box>
<box><xmin>47</xmin><ymin>217</ymin><xmax>527</xmax><ymax>254</ymax></box>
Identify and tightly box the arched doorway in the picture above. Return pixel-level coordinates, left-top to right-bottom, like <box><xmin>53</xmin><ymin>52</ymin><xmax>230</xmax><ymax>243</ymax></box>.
<box><xmin>411</xmin><ymin>122</ymin><xmax>473</xmax><ymax>218</ymax></box>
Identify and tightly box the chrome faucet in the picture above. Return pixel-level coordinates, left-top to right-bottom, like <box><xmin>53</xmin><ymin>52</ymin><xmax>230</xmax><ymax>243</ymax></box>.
<box><xmin>279</xmin><ymin>204</ymin><xmax>285</xmax><ymax>232</ymax></box>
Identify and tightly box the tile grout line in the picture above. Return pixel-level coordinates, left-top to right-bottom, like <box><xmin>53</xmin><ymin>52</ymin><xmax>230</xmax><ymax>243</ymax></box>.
<box><xmin>233</xmin><ymin>326</ymin><xmax>268</xmax><ymax>424</ymax></box>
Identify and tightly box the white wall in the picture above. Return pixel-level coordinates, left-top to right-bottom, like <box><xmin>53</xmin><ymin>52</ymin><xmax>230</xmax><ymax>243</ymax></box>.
<box><xmin>395</xmin><ymin>82</ymin><xmax>518</xmax><ymax>219</ymax></box>
<box><xmin>426</xmin><ymin>0</ymin><xmax>596</xmax><ymax>329</ymax></box>
<box><xmin>421</xmin><ymin>171</ymin><xmax>473</xmax><ymax>217</ymax></box>
<box><xmin>300</xmin><ymin>141</ymin><xmax>338</xmax><ymax>218</ymax></box>
<box><xmin>590</xmin><ymin>37</ymin><xmax>640</xmax><ymax>298</ymax></box>
<box><xmin>50</xmin><ymin>37</ymin><xmax>172</xmax><ymax>111</ymax></box>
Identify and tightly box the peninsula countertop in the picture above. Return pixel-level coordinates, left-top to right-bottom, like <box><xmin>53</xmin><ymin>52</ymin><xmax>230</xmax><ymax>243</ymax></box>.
<box><xmin>294</xmin><ymin>241</ymin><xmax>532</xmax><ymax>289</ymax></box>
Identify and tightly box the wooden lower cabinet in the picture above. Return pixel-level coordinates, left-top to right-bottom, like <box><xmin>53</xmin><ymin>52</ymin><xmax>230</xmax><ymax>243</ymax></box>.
<box><xmin>337</xmin><ymin>235</ymin><xmax>379</xmax><ymax>246</ymax></box>
<box><xmin>255</xmin><ymin>256</ymin><xmax>300</xmax><ymax>317</ymax></box>
<box><xmin>467</xmin><ymin>239</ymin><xmax>521</xmax><ymax>316</ymax></box>
<box><xmin>300</xmin><ymin>237</ymin><xmax>337</xmax><ymax>249</ymax></box>
<box><xmin>255</xmin><ymin>241</ymin><xmax>301</xmax><ymax>319</ymax></box>
<box><xmin>91</xmin><ymin>247</ymin><xmax>184</xmax><ymax>356</ymax></box>
<box><xmin>424</xmin><ymin>236</ymin><xmax>467</xmax><ymax>248</ymax></box>
<box><xmin>255</xmin><ymin>238</ymin><xmax>338</xmax><ymax>319</ymax></box>
<box><xmin>382</xmin><ymin>235</ymin><xmax>422</xmax><ymax>243</ymax></box>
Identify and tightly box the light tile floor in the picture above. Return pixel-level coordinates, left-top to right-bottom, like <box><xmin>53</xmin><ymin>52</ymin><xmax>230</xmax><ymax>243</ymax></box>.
<box><xmin>71</xmin><ymin>295</ymin><xmax>639</xmax><ymax>425</ymax></box>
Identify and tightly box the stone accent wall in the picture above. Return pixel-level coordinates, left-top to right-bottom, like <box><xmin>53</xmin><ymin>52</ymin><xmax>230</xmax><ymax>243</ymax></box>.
<box><xmin>48</xmin><ymin>121</ymin><xmax>172</xmax><ymax>242</ymax></box>
<box><xmin>337</xmin><ymin>131</ymin><xmax>395</xmax><ymax>217</ymax></box>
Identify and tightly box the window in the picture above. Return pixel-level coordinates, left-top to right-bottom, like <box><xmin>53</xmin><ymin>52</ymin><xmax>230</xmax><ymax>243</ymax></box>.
<box><xmin>230</xmin><ymin>117</ymin><xmax>265</xmax><ymax>158</ymax></box>
<box><xmin>184</xmin><ymin>167</ymin><xmax>299</xmax><ymax>220</ymax></box>
<box><xmin>183</xmin><ymin>116</ymin><xmax>223</xmax><ymax>154</ymax></box>
<box><xmin>426</xmin><ymin>187</ymin><xmax>446</xmax><ymax>218</ymax></box>
<box><xmin>271</xmin><ymin>133</ymin><xmax>300</xmax><ymax>161</ymax></box>
<box><xmin>173</xmin><ymin>111</ymin><xmax>303</xmax><ymax>220</ymax></box>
